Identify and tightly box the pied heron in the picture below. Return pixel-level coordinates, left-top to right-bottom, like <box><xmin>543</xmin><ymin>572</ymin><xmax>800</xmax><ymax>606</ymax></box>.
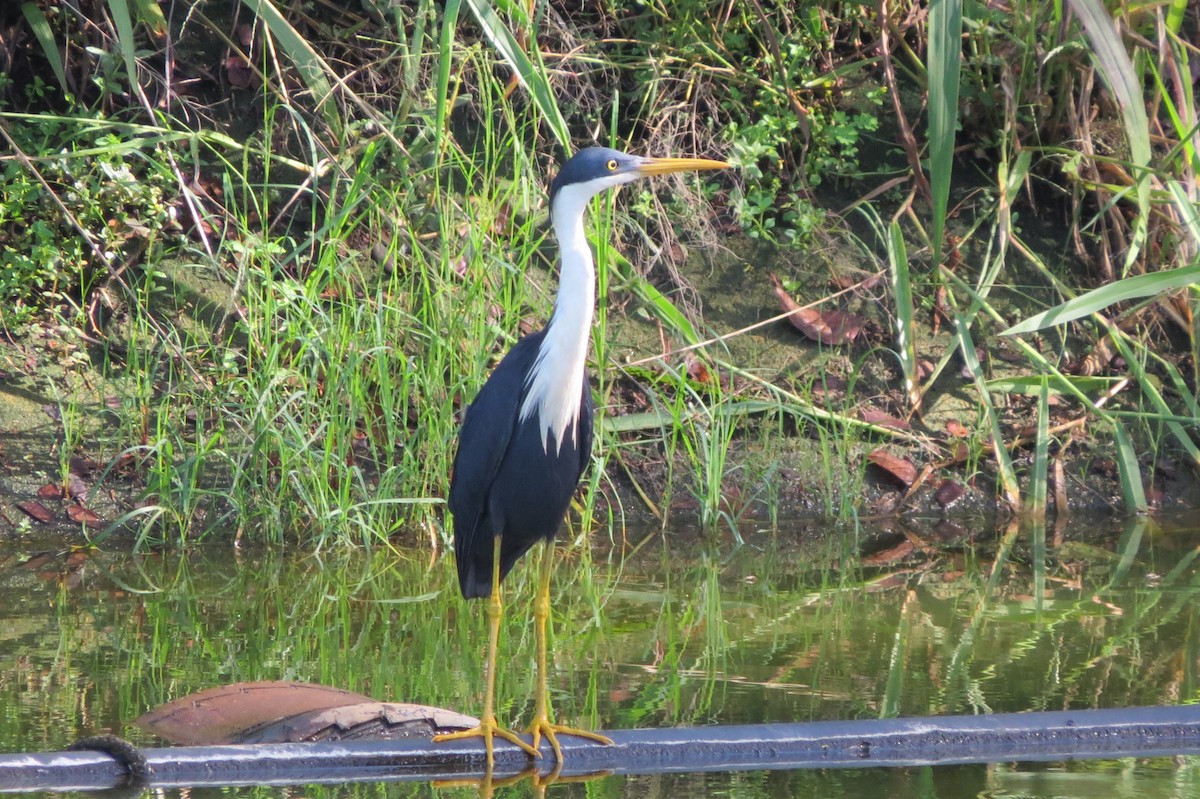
<box><xmin>435</xmin><ymin>147</ymin><xmax>730</xmax><ymax>765</ymax></box>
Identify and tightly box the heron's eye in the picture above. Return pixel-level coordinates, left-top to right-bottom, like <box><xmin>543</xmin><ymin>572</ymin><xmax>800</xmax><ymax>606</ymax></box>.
<box><xmin>606</xmin><ymin>159</ymin><xmax>618</xmax><ymax>171</ymax></box>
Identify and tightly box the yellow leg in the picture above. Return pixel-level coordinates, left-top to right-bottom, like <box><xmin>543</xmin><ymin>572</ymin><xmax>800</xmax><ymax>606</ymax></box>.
<box><xmin>526</xmin><ymin>538</ymin><xmax>614</xmax><ymax>762</ymax></box>
<box><xmin>434</xmin><ymin>536</ymin><xmax>538</xmax><ymax>767</ymax></box>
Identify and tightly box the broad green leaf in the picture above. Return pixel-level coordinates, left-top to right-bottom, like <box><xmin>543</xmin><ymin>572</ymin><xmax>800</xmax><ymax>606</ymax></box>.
<box><xmin>926</xmin><ymin>0</ymin><xmax>962</xmax><ymax>271</ymax></box>
<box><xmin>984</xmin><ymin>375</ymin><xmax>1124</xmax><ymax>395</ymax></box>
<box><xmin>1002</xmin><ymin>263</ymin><xmax>1200</xmax><ymax>334</ymax></box>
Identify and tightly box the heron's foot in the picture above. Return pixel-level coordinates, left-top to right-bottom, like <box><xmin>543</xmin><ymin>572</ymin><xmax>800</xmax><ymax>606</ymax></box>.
<box><xmin>434</xmin><ymin>718</ymin><xmax>540</xmax><ymax>765</ymax></box>
<box><xmin>527</xmin><ymin>715</ymin><xmax>614</xmax><ymax>762</ymax></box>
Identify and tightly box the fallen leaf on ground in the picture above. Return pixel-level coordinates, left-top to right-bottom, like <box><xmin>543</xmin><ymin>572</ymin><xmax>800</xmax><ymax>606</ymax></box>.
<box><xmin>65</xmin><ymin>550</ymin><xmax>91</xmax><ymax>568</ymax></box>
<box><xmin>225</xmin><ymin>55</ymin><xmax>255</xmax><ymax>89</ymax></box>
<box><xmin>945</xmin><ymin>419</ymin><xmax>969</xmax><ymax>437</ymax></box>
<box><xmin>17</xmin><ymin>501</ymin><xmax>54</xmax><ymax>523</ymax></box>
<box><xmin>769</xmin><ymin>273</ymin><xmax>863</xmax><ymax>345</ymax></box>
<box><xmin>860</xmin><ymin>408</ymin><xmax>910</xmax><ymax>430</ymax></box>
<box><xmin>67</xmin><ymin>505</ymin><xmax>103</xmax><ymax>528</ymax></box>
<box><xmin>867</xmin><ymin>450</ymin><xmax>917</xmax><ymax>486</ymax></box>
<box><xmin>684</xmin><ymin>355</ymin><xmax>712</xmax><ymax>385</ymax></box>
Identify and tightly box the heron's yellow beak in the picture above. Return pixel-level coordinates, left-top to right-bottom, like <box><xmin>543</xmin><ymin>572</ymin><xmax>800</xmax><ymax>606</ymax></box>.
<box><xmin>635</xmin><ymin>156</ymin><xmax>731</xmax><ymax>176</ymax></box>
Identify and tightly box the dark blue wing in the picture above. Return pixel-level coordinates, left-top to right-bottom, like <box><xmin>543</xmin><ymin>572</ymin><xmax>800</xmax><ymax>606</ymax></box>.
<box><xmin>448</xmin><ymin>331</ymin><xmax>544</xmax><ymax>592</ymax></box>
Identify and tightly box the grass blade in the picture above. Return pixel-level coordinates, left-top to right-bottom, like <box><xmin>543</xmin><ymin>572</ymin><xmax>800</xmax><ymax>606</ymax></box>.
<box><xmin>1166</xmin><ymin>0</ymin><xmax>1188</xmax><ymax>36</ymax></box>
<box><xmin>1110</xmin><ymin>419</ymin><xmax>1148</xmax><ymax>513</ymax></box>
<box><xmin>1029</xmin><ymin>378</ymin><xmax>1049</xmax><ymax>521</ymax></box>
<box><xmin>1001</xmin><ymin>263</ymin><xmax>1200</xmax><ymax>334</ymax></box>
<box><xmin>1030</xmin><ymin>515</ymin><xmax>1047</xmax><ymax>615</ymax></box>
<box><xmin>127</xmin><ymin>0</ymin><xmax>167</xmax><ymax>36</ymax></box>
<box><xmin>462</xmin><ymin>0</ymin><xmax>570</xmax><ymax>150</ymax></box>
<box><xmin>1168</xmin><ymin>179</ymin><xmax>1200</xmax><ymax>246</ymax></box>
<box><xmin>887</xmin><ymin>221</ymin><xmax>920</xmax><ymax>411</ymax></box>
<box><xmin>105</xmin><ymin>0</ymin><xmax>140</xmax><ymax>98</ymax></box>
<box><xmin>1108</xmin><ymin>516</ymin><xmax>1149</xmax><ymax>585</ymax></box>
<box><xmin>926</xmin><ymin>0</ymin><xmax>962</xmax><ymax>271</ymax></box>
<box><xmin>603</xmin><ymin>243</ymin><xmax>702</xmax><ymax>345</ymax></box>
<box><xmin>955</xmin><ymin>316</ymin><xmax>1021</xmax><ymax>510</ymax></box>
<box><xmin>245</xmin><ymin>0</ymin><xmax>341</xmax><ymax>131</ymax></box>
<box><xmin>1066</xmin><ymin>0</ymin><xmax>1151</xmax><ymax>272</ymax></box>
<box><xmin>1102</xmin><ymin>324</ymin><xmax>1200</xmax><ymax>467</ymax></box>
<box><xmin>435</xmin><ymin>0</ymin><xmax>462</xmax><ymax>144</ymax></box>
<box><xmin>21</xmin><ymin>3</ymin><xmax>69</xmax><ymax>96</ymax></box>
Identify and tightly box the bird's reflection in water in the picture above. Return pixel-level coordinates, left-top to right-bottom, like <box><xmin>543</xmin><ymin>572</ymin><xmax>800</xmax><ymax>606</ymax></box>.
<box><xmin>435</xmin><ymin>762</ymin><xmax>613</xmax><ymax>798</ymax></box>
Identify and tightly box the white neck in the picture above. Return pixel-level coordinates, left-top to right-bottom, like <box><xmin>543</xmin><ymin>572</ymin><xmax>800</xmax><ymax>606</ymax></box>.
<box><xmin>519</xmin><ymin>182</ymin><xmax>597</xmax><ymax>453</ymax></box>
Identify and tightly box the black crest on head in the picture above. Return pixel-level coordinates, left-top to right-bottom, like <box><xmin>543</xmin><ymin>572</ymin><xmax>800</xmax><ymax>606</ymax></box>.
<box><xmin>548</xmin><ymin>147</ymin><xmax>634</xmax><ymax>206</ymax></box>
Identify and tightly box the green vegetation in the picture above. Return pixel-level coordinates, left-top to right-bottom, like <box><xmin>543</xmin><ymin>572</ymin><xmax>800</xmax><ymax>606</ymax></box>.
<box><xmin>0</xmin><ymin>0</ymin><xmax>1196</xmax><ymax>549</ymax></box>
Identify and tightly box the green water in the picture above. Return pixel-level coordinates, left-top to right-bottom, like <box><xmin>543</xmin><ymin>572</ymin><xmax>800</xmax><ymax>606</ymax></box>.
<box><xmin>2</xmin><ymin>516</ymin><xmax>1199</xmax><ymax>797</ymax></box>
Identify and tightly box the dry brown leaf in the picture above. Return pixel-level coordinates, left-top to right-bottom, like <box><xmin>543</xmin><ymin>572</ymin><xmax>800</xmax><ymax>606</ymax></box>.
<box><xmin>867</xmin><ymin>449</ymin><xmax>918</xmax><ymax>486</ymax></box>
<box><xmin>22</xmin><ymin>553</ymin><xmax>55</xmax><ymax>570</ymax></box>
<box><xmin>17</xmin><ymin>501</ymin><xmax>54</xmax><ymax>523</ymax></box>
<box><xmin>769</xmin><ymin>273</ymin><xmax>863</xmax><ymax>345</ymax></box>
<box><xmin>225</xmin><ymin>55</ymin><xmax>255</xmax><ymax>89</ymax></box>
<box><xmin>65</xmin><ymin>550</ymin><xmax>91</xmax><ymax>568</ymax></box>
<box><xmin>67</xmin><ymin>505</ymin><xmax>102</xmax><ymax>528</ymax></box>
<box><xmin>945</xmin><ymin>419</ymin><xmax>969</xmax><ymax>438</ymax></box>
<box><xmin>860</xmin><ymin>408</ymin><xmax>911</xmax><ymax>430</ymax></box>
<box><xmin>684</xmin><ymin>355</ymin><xmax>712</xmax><ymax>385</ymax></box>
